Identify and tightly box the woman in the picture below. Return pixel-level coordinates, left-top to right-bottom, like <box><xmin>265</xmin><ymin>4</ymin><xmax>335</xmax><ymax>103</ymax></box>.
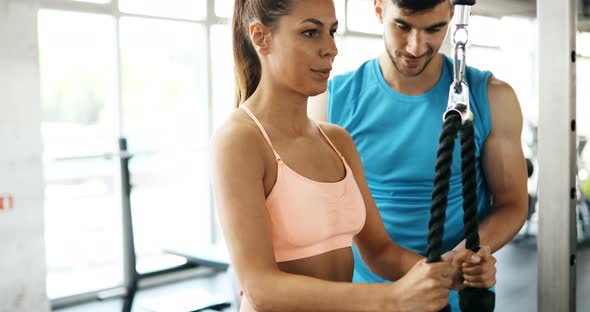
<box><xmin>211</xmin><ymin>1</ymin><xmax>496</xmax><ymax>311</ymax></box>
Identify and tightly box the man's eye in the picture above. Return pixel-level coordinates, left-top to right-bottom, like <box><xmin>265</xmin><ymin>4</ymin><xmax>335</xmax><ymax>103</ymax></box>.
<box><xmin>396</xmin><ymin>24</ymin><xmax>410</xmax><ymax>31</ymax></box>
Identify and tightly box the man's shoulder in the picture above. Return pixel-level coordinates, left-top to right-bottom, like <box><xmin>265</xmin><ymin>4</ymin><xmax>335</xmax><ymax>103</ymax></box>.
<box><xmin>329</xmin><ymin>59</ymin><xmax>380</xmax><ymax>107</ymax></box>
<box><xmin>486</xmin><ymin>77</ymin><xmax>519</xmax><ymax>112</ymax></box>
<box><xmin>463</xmin><ymin>61</ymin><xmax>493</xmax><ymax>87</ymax></box>
<box><xmin>331</xmin><ymin>58</ymin><xmax>377</xmax><ymax>87</ymax></box>
<box><xmin>439</xmin><ymin>53</ymin><xmax>493</xmax><ymax>86</ymax></box>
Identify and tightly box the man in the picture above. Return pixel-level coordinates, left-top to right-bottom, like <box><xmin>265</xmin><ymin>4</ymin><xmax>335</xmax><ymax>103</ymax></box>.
<box><xmin>309</xmin><ymin>0</ymin><xmax>528</xmax><ymax>310</ymax></box>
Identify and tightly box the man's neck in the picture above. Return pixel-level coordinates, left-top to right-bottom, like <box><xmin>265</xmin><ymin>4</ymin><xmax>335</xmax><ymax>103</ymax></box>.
<box><xmin>378</xmin><ymin>52</ymin><xmax>444</xmax><ymax>96</ymax></box>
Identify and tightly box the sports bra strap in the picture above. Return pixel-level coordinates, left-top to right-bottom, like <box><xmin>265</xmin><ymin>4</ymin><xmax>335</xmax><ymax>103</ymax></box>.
<box><xmin>312</xmin><ymin>120</ymin><xmax>344</xmax><ymax>158</ymax></box>
<box><xmin>239</xmin><ymin>105</ymin><xmax>282</xmax><ymax>161</ymax></box>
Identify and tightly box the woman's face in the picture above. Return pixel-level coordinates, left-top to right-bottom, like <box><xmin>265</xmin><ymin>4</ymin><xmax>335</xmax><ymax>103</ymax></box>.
<box><xmin>261</xmin><ymin>0</ymin><xmax>338</xmax><ymax>97</ymax></box>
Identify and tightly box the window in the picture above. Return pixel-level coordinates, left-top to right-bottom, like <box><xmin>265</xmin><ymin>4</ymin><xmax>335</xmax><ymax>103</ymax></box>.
<box><xmin>119</xmin><ymin>0</ymin><xmax>206</xmax><ymax>20</ymax></box>
<box><xmin>39</xmin><ymin>0</ymin><xmax>215</xmax><ymax>302</ymax></box>
<box><xmin>38</xmin><ymin>9</ymin><xmax>122</xmax><ymax>298</ymax></box>
<box><xmin>577</xmin><ymin>32</ymin><xmax>590</xmax><ymax>139</ymax></box>
<box><xmin>71</xmin><ymin>0</ymin><xmax>111</xmax><ymax>3</ymax></box>
<box><xmin>209</xmin><ymin>23</ymin><xmax>233</xmax><ymax>243</ymax></box>
<box><xmin>119</xmin><ymin>17</ymin><xmax>211</xmax><ymax>272</ymax></box>
<box><xmin>464</xmin><ymin>16</ymin><xmax>501</xmax><ymax>47</ymax></box>
<box><xmin>211</xmin><ymin>24</ymin><xmax>234</xmax><ymax>131</ymax></box>
<box><xmin>333</xmin><ymin>36</ymin><xmax>382</xmax><ymax>75</ymax></box>
<box><xmin>215</xmin><ymin>0</ymin><xmax>233</xmax><ymax>19</ymax></box>
<box><xmin>346</xmin><ymin>0</ymin><xmax>382</xmax><ymax>34</ymax></box>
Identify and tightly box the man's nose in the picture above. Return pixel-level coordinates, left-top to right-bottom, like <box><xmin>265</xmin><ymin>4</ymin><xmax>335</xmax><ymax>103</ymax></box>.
<box><xmin>406</xmin><ymin>31</ymin><xmax>427</xmax><ymax>57</ymax></box>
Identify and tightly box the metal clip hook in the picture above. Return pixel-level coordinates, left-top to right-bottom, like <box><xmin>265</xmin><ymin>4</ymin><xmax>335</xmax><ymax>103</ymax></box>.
<box><xmin>444</xmin><ymin>81</ymin><xmax>471</xmax><ymax>124</ymax></box>
<box><xmin>453</xmin><ymin>41</ymin><xmax>467</xmax><ymax>90</ymax></box>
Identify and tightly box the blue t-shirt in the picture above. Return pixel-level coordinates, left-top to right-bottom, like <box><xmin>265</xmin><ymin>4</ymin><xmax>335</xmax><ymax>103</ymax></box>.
<box><xmin>328</xmin><ymin>54</ymin><xmax>494</xmax><ymax>311</ymax></box>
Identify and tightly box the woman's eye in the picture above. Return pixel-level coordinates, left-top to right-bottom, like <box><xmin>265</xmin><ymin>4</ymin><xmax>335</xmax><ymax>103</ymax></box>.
<box><xmin>330</xmin><ymin>29</ymin><xmax>337</xmax><ymax>38</ymax></box>
<box><xmin>303</xmin><ymin>30</ymin><xmax>317</xmax><ymax>38</ymax></box>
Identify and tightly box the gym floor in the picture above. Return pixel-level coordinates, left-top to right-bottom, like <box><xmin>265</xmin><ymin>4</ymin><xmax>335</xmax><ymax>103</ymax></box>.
<box><xmin>56</xmin><ymin>241</ymin><xmax>590</xmax><ymax>312</ymax></box>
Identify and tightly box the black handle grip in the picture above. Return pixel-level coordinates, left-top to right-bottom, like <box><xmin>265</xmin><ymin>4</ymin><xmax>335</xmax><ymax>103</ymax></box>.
<box><xmin>459</xmin><ymin>287</ymin><xmax>495</xmax><ymax>312</ymax></box>
<box><xmin>526</xmin><ymin>158</ymin><xmax>534</xmax><ymax>177</ymax></box>
<box><xmin>439</xmin><ymin>304</ymin><xmax>452</xmax><ymax>312</ymax></box>
<box><xmin>451</xmin><ymin>0</ymin><xmax>476</xmax><ymax>5</ymax></box>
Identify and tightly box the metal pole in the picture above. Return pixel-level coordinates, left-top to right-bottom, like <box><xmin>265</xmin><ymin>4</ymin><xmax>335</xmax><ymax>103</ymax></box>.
<box><xmin>118</xmin><ymin>137</ymin><xmax>138</xmax><ymax>312</ymax></box>
<box><xmin>206</xmin><ymin>0</ymin><xmax>217</xmax><ymax>245</ymax></box>
<box><xmin>537</xmin><ymin>0</ymin><xmax>577</xmax><ymax>311</ymax></box>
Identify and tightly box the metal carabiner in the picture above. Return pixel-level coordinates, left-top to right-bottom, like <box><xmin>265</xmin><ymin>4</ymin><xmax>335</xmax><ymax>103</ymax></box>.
<box><xmin>445</xmin><ymin>3</ymin><xmax>472</xmax><ymax>124</ymax></box>
<box><xmin>453</xmin><ymin>41</ymin><xmax>467</xmax><ymax>91</ymax></box>
<box><xmin>444</xmin><ymin>81</ymin><xmax>472</xmax><ymax>124</ymax></box>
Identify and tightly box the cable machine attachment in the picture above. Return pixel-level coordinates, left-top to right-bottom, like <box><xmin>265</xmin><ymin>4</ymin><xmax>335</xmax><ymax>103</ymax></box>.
<box><xmin>425</xmin><ymin>1</ymin><xmax>495</xmax><ymax>311</ymax></box>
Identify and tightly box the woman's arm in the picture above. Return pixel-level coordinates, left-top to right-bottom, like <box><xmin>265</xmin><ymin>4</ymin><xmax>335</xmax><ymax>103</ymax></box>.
<box><xmin>318</xmin><ymin>123</ymin><xmax>494</xmax><ymax>289</ymax></box>
<box><xmin>313</xmin><ymin>123</ymin><xmax>460</xmax><ymax>305</ymax></box>
<box><xmin>317</xmin><ymin>122</ymin><xmax>424</xmax><ymax>279</ymax></box>
<box><xmin>211</xmin><ymin>118</ymin><xmax>402</xmax><ymax>312</ymax></box>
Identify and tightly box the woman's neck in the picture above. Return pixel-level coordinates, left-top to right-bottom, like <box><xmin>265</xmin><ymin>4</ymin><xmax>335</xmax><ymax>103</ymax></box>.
<box><xmin>244</xmin><ymin>80</ymin><xmax>314</xmax><ymax>137</ymax></box>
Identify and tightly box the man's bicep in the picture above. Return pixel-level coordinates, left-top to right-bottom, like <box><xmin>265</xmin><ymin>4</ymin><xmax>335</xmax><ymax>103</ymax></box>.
<box><xmin>308</xmin><ymin>91</ymin><xmax>329</xmax><ymax>121</ymax></box>
<box><xmin>482</xmin><ymin>132</ymin><xmax>527</xmax><ymax>207</ymax></box>
<box><xmin>483</xmin><ymin>79</ymin><xmax>528</xmax><ymax>208</ymax></box>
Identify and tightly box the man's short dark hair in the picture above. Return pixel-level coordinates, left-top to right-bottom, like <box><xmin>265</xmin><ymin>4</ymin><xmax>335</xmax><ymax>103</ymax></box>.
<box><xmin>392</xmin><ymin>0</ymin><xmax>447</xmax><ymax>13</ymax></box>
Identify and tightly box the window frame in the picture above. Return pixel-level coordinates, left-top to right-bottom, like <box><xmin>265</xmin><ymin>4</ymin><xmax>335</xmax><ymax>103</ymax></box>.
<box><xmin>39</xmin><ymin>0</ymin><xmax>219</xmax><ymax>309</ymax></box>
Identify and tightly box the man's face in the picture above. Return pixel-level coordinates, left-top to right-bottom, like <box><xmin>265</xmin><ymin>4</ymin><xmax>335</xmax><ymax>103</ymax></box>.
<box><xmin>377</xmin><ymin>0</ymin><xmax>453</xmax><ymax>77</ymax></box>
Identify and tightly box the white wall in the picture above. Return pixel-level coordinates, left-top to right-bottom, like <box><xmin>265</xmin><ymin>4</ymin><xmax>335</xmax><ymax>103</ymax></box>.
<box><xmin>0</xmin><ymin>0</ymin><xmax>50</xmax><ymax>311</ymax></box>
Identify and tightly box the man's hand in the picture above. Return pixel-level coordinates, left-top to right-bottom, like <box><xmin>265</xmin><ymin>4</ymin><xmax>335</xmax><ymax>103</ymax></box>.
<box><xmin>461</xmin><ymin>246</ymin><xmax>497</xmax><ymax>288</ymax></box>
<box><xmin>441</xmin><ymin>246</ymin><xmax>496</xmax><ymax>290</ymax></box>
<box><xmin>441</xmin><ymin>249</ymin><xmax>469</xmax><ymax>290</ymax></box>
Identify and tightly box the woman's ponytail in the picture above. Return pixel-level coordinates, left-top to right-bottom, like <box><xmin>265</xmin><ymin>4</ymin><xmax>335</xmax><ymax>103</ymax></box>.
<box><xmin>231</xmin><ymin>0</ymin><xmax>293</xmax><ymax>107</ymax></box>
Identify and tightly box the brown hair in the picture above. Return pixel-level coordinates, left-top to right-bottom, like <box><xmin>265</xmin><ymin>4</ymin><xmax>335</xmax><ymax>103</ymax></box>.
<box><xmin>232</xmin><ymin>0</ymin><xmax>294</xmax><ymax>107</ymax></box>
<box><xmin>392</xmin><ymin>0</ymin><xmax>447</xmax><ymax>13</ymax></box>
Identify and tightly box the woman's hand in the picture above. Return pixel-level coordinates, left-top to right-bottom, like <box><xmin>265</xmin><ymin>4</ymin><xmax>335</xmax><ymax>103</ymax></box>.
<box><xmin>388</xmin><ymin>259</ymin><xmax>453</xmax><ymax>312</ymax></box>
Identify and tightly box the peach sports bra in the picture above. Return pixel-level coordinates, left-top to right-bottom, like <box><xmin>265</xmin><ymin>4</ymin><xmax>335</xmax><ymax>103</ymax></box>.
<box><xmin>240</xmin><ymin>105</ymin><xmax>366</xmax><ymax>262</ymax></box>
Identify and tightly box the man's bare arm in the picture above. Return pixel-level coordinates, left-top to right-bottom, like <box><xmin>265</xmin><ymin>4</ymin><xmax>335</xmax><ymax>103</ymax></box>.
<box><xmin>454</xmin><ymin>76</ymin><xmax>528</xmax><ymax>254</ymax></box>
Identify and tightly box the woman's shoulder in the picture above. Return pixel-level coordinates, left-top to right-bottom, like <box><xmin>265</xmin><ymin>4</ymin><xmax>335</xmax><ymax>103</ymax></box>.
<box><xmin>314</xmin><ymin>121</ymin><xmax>365</xmax><ymax>179</ymax></box>
<box><xmin>314</xmin><ymin>121</ymin><xmax>356</xmax><ymax>156</ymax></box>
<box><xmin>211</xmin><ymin>109</ymin><xmax>268</xmax><ymax>165</ymax></box>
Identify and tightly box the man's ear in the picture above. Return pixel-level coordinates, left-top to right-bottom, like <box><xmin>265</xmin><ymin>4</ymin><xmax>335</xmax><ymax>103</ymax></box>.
<box><xmin>249</xmin><ymin>21</ymin><xmax>271</xmax><ymax>55</ymax></box>
<box><xmin>449</xmin><ymin>2</ymin><xmax>455</xmax><ymax>19</ymax></box>
<box><xmin>374</xmin><ymin>0</ymin><xmax>384</xmax><ymax>24</ymax></box>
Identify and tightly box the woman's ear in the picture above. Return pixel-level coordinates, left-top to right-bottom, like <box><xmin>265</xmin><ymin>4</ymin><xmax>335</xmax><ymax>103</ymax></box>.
<box><xmin>249</xmin><ymin>21</ymin><xmax>271</xmax><ymax>55</ymax></box>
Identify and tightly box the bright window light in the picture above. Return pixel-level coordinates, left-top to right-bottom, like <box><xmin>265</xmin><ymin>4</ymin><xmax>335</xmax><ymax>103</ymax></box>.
<box><xmin>347</xmin><ymin>0</ymin><xmax>382</xmax><ymax>35</ymax></box>
<box><xmin>71</xmin><ymin>0</ymin><xmax>111</xmax><ymax>3</ymax></box>
<box><xmin>119</xmin><ymin>0</ymin><xmax>206</xmax><ymax>20</ymax></box>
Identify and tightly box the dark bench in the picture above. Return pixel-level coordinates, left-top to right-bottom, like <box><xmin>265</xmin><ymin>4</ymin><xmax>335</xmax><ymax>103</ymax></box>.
<box><xmin>164</xmin><ymin>244</ymin><xmax>230</xmax><ymax>272</ymax></box>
